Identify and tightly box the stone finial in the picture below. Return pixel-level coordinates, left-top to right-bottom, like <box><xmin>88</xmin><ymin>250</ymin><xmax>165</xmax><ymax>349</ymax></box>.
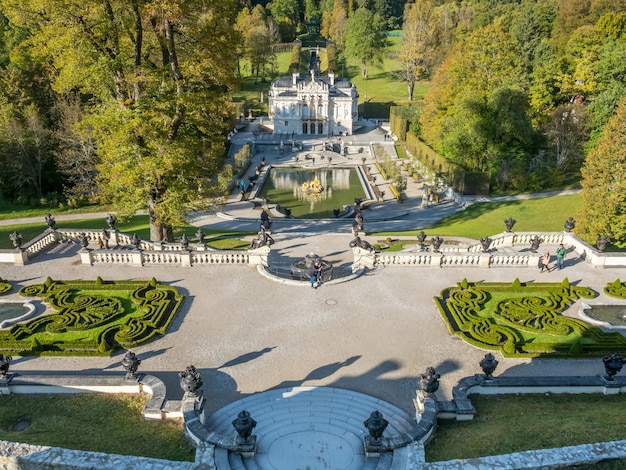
<box><xmin>597</xmin><ymin>235</ymin><xmax>611</xmax><ymax>252</ymax></box>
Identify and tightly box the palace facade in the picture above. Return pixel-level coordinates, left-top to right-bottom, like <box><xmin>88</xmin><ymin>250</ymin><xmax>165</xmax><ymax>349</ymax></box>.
<box><xmin>268</xmin><ymin>69</ymin><xmax>359</xmax><ymax>136</ymax></box>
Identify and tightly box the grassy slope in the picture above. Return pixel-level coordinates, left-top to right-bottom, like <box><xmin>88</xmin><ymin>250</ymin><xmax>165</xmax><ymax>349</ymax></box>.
<box><xmin>427</xmin><ymin>394</ymin><xmax>626</xmax><ymax>466</ymax></box>
<box><xmin>0</xmin><ymin>394</ymin><xmax>195</xmax><ymax>461</ymax></box>
<box><xmin>373</xmin><ymin>194</ymin><xmax>583</xmax><ymax>239</ymax></box>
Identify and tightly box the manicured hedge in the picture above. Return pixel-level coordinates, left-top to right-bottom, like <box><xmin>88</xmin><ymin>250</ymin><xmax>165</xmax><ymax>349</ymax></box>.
<box><xmin>605</xmin><ymin>279</ymin><xmax>626</xmax><ymax>299</ymax></box>
<box><xmin>0</xmin><ymin>278</ymin><xmax>11</xmax><ymax>295</ymax></box>
<box><xmin>0</xmin><ymin>277</ymin><xmax>184</xmax><ymax>356</ymax></box>
<box><xmin>434</xmin><ymin>278</ymin><xmax>626</xmax><ymax>358</ymax></box>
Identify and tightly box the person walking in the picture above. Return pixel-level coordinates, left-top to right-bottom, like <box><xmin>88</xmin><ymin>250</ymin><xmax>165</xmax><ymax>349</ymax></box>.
<box><xmin>540</xmin><ymin>251</ymin><xmax>551</xmax><ymax>272</ymax></box>
<box><xmin>556</xmin><ymin>243</ymin><xmax>567</xmax><ymax>270</ymax></box>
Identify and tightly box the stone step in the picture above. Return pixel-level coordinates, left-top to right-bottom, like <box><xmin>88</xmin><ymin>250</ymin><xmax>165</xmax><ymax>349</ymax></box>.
<box><xmin>204</xmin><ymin>386</ymin><xmax>414</xmax><ymax>470</ymax></box>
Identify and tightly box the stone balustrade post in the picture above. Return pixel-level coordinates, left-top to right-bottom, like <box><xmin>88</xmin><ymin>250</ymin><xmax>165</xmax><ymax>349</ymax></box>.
<box><xmin>248</xmin><ymin>246</ymin><xmax>270</xmax><ymax>267</ymax></box>
<box><xmin>131</xmin><ymin>251</ymin><xmax>144</xmax><ymax>266</ymax></box>
<box><xmin>109</xmin><ymin>230</ymin><xmax>120</xmax><ymax>247</ymax></box>
<box><xmin>479</xmin><ymin>253</ymin><xmax>491</xmax><ymax>267</ymax></box>
<box><xmin>12</xmin><ymin>250</ymin><xmax>28</xmax><ymax>266</ymax></box>
<box><xmin>79</xmin><ymin>250</ymin><xmax>93</xmax><ymax>266</ymax></box>
<box><xmin>501</xmin><ymin>232</ymin><xmax>515</xmax><ymax>247</ymax></box>
<box><xmin>430</xmin><ymin>253</ymin><xmax>442</xmax><ymax>267</ymax></box>
<box><xmin>180</xmin><ymin>251</ymin><xmax>192</xmax><ymax>267</ymax></box>
<box><xmin>351</xmin><ymin>247</ymin><xmax>375</xmax><ymax>271</ymax></box>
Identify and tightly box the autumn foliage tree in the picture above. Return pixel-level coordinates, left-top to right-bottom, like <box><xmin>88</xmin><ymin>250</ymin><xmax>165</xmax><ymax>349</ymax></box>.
<box><xmin>2</xmin><ymin>0</ymin><xmax>239</xmax><ymax>242</ymax></box>
<box><xmin>577</xmin><ymin>97</ymin><xmax>626</xmax><ymax>248</ymax></box>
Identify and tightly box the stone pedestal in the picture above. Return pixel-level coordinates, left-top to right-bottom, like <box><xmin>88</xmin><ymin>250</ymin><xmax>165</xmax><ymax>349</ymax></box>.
<box><xmin>364</xmin><ymin>436</ymin><xmax>387</xmax><ymax>457</ymax></box>
<box><xmin>232</xmin><ymin>436</ymin><xmax>257</xmax><ymax>457</ymax></box>
<box><xmin>479</xmin><ymin>253</ymin><xmax>491</xmax><ymax>267</ymax></box>
<box><xmin>430</xmin><ymin>253</ymin><xmax>442</xmax><ymax>267</ymax></box>
<box><xmin>79</xmin><ymin>250</ymin><xmax>93</xmax><ymax>266</ymax></box>
<box><xmin>12</xmin><ymin>250</ymin><xmax>28</xmax><ymax>266</ymax></box>
<box><xmin>248</xmin><ymin>246</ymin><xmax>270</xmax><ymax>267</ymax></box>
<box><xmin>180</xmin><ymin>251</ymin><xmax>192</xmax><ymax>267</ymax></box>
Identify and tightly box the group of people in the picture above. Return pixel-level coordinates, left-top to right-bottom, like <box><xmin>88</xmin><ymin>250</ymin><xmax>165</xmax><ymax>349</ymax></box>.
<box><xmin>539</xmin><ymin>243</ymin><xmax>567</xmax><ymax>272</ymax></box>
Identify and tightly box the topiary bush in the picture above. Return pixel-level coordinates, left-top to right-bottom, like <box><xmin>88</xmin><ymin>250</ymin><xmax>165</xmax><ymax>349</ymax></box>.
<box><xmin>1</xmin><ymin>278</ymin><xmax>184</xmax><ymax>356</ymax></box>
<box><xmin>604</xmin><ymin>279</ymin><xmax>626</xmax><ymax>299</ymax></box>
<box><xmin>434</xmin><ymin>278</ymin><xmax>625</xmax><ymax>358</ymax></box>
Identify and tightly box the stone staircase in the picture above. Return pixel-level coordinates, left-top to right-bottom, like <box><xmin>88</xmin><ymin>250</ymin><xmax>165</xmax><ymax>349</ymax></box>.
<box><xmin>202</xmin><ymin>387</ymin><xmax>416</xmax><ymax>470</ymax></box>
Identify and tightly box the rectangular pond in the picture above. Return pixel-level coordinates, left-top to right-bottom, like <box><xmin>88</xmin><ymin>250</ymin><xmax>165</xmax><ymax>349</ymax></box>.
<box><xmin>257</xmin><ymin>167</ymin><xmax>367</xmax><ymax>218</ymax></box>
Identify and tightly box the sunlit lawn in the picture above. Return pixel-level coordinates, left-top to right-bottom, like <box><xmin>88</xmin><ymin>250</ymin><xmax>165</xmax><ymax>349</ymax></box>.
<box><xmin>373</xmin><ymin>194</ymin><xmax>583</xmax><ymax>239</ymax></box>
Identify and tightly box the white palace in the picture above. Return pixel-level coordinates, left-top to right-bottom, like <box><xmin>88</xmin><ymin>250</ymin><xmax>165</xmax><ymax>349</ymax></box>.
<box><xmin>268</xmin><ymin>65</ymin><xmax>359</xmax><ymax>136</ymax></box>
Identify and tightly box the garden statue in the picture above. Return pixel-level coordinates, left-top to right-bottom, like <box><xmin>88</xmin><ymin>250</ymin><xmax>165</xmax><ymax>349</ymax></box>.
<box><xmin>504</xmin><ymin>217</ymin><xmax>516</xmax><ymax>232</ymax></box>
<box><xmin>602</xmin><ymin>353</ymin><xmax>626</xmax><ymax>380</ymax></box>
<box><xmin>0</xmin><ymin>354</ymin><xmax>12</xmax><ymax>378</ymax></box>
<box><xmin>78</xmin><ymin>233</ymin><xmax>89</xmax><ymax>249</ymax></box>
<box><xmin>479</xmin><ymin>237</ymin><xmax>493</xmax><ymax>253</ymax></box>
<box><xmin>333</xmin><ymin>208</ymin><xmax>341</xmax><ymax>218</ymax></box>
<box><xmin>283</xmin><ymin>207</ymin><xmax>291</xmax><ymax>218</ymax></box>
<box><xmin>195</xmin><ymin>228</ymin><xmax>205</xmax><ymax>245</ymax></box>
<box><xmin>106</xmin><ymin>214</ymin><xmax>117</xmax><ymax>230</ymax></box>
<box><xmin>180</xmin><ymin>233</ymin><xmax>189</xmax><ymax>250</ymax></box>
<box><xmin>430</xmin><ymin>236</ymin><xmax>444</xmax><ymax>253</ymax></box>
<box><xmin>479</xmin><ymin>353</ymin><xmax>499</xmax><ymax>379</ymax></box>
<box><xmin>564</xmin><ymin>217</ymin><xmax>576</xmax><ymax>232</ymax></box>
<box><xmin>130</xmin><ymin>233</ymin><xmax>141</xmax><ymax>249</ymax></box>
<box><xmin>364</xmin><ymin>410</ymin><xmax>388</xmax><ymax>446</ymax></box>
<box><xmin>121</xmin><ymin>351</ymin><xmax>141</xmax><ymax>380</ymax></box>
<box><xmin>529</xmin><ymin>235</ymin><xmax>543</xmax><ymax>253</ymax></box>
<box><xmin>249</xmin><ymin>227</ymin><xmax>274</xmax><ymax>249</ymax></box>
<box><xmin>597</xmin><ymin>235</ymin><xmax>611</xmax><ymax>252</ymax></box>
<box><xmin>44</xmin><ymin>213</ymin><xmax>56</xmax><ymax>229</ymax></box>
<box><xmin>354</xmin><ymin>197</ymin><xmax>363</xmax><ymax>208</ymax></box>
<box><xmin>102</xmin><ymin>228</ymin><xmax>110</xmax><ymax>249</ymax></box>
<box><xmin>9</xmin><ymin>231</ymin><xmax>23</xmax><ymax>249</ymax></box>
<box><xmin>232</xmin><ymin>410</ymin><xmax>257</xmax><ymax>446</ymax></box>
<box><xmin>418</xmin><ymin>366</ymin><xmax>440</xmax><ymax>396</ymax></box>
<box><xmin>349</xmin><ymin>236</ymin><xmax>375</xmax><ymax>252</ymax></box>
<box><xmin>353</xmin><ymin>211</ymin><xmax>364</xmax><ymax>233</ymax></box>
<box><xmin>260</xmin><ymin>210</ymin><xmax>272</xmax><ymax>231</ymax></box>
<box><xmin>179</xmin><ymin>365</ymin><xmax>203</xmax><ymax>397</ymax></box>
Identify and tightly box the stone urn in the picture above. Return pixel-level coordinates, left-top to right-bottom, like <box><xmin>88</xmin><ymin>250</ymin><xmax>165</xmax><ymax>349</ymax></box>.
<box><xmin>364</xmin><ymin>410</ymin><xmax>388</xmax><ymax>445</ymax></box>
<box><xmin>0</xmin><ymin>354</ymin><xmax>12</xmax><ymax>378</ymax></box>
<box><xmin>431</xmin><ymin>236</ymin><xmax>444</xmax><ymax>253</ymax></box>
<box><xmin>480</xmin><ymin>237</ymin><xmax>493</xmax><ymax>253</ymax></box>
<box><xmin>418</xmin><ymin>366</ymin><xmax>440</xmax><ymax>396</ymax></box>
<box><xmin>479</xmin><ymin>353</ymin><xmax>499</xmax><ymax>379</ymax></box>
<box><xmin>232</xmin><ymin>410</ymin><xmax>257</xmax><ymax>445</ymax></box>
<box><xmin>602</xmin><ymin>353</ymin><xmax>626</xmax><ymax>380</ymax></box>
<box><xmin>564</xmin><ymin>217</ymin><xmax>575</xmax><ymax>232</ymax></box>
<box><xmin>9</xmin><ymin>231</ymin><xmax>23</xmax><ymax>249</ymax></box>
<box><xmin>179</xmin><ymin>365</ymin><xmax>203</xmax><ymax>396</ymax></box>
<box><xmin>121</xmin><ymin>351</ymin><xmax>141</xmax><ymax>380</ymax></box>
<box><xmin>504</xmin><ymin>217</ymin><xmax>516</xmax><ymax>232</ymax></box>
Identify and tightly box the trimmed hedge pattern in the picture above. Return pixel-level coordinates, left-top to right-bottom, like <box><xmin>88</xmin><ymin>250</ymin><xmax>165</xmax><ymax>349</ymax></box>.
<box><xmin>604</xmin><ymin>279</ymin><xmax>626</xmax><ymax>299</ymax></box>
<box><xmin>0</xmin><ymin>278</ymin><xmax>11</xmax><ymax>295</ymax></box>
<box><xmin>0</xmin><ymin>277</ymin><xmax>183</xmax><ymax>356</ymax></box>
<box><xmin>435</xmin><ymin>278</ymin><xmax>626</xmax><ymax>358</ymax></box>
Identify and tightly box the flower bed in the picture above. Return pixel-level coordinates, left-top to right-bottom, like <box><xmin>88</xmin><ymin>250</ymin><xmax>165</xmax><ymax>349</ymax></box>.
<box><xmin>0</xmin><ymin>277</ymin><xmax>183</xmax><ymax>356</ymax></box>
<box><xmin>435</xmin><ymin>278</ymin><xmax>626</xmax><ymax>357</ymax></box>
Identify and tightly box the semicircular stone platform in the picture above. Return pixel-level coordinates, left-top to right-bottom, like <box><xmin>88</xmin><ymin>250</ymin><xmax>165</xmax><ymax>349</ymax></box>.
<box><xmin>202</xmin><ymin>386</ymin><xmax>416</xmax><ymax>470</ymax></box>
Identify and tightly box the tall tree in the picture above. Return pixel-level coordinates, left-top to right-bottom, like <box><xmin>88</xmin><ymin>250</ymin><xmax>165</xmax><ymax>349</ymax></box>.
<box><xmin>577</xmin><ymin>96</ymin><xmax>626</xmax><ymax>247</ymax></box>
<box><xmin>344</xmin><ymin>7</ymin><xmax>387</xmax><ymax>78</ymax></box>
<box><xmin>399</xmin><ymin>0</ymin><xmax>439</xmax><ymax>101</ymax></box>
<box><xmin>2</xmin><ymin>0</ymin><xmax>240</xmax><ymax>241</ymax></box>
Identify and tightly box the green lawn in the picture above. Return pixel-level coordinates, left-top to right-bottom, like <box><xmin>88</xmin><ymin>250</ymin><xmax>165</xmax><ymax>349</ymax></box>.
<box><xmin>426</xmin><ymin>394</ymin><xmax>626</xmax><ymax>467</ymax></box>
<box><xmin>0</xmin><ymin>394</ymin><xmax>195</xmax><ymax>461</ymax></box>
<box><xmin>373</xmin><ymin>194</ymin><xmax>583</xmax><ymax>239</ymax></box>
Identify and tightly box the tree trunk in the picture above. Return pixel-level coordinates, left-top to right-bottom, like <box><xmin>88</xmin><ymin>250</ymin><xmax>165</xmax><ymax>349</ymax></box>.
<box><xmin>407</xmin><ymin>81</ymin><xmax>414</xmax><ymax>101</ymax></box>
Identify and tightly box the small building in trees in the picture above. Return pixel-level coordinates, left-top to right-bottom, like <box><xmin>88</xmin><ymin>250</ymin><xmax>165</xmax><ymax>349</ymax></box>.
<box><xmin>268</xmin><ymin>60</ymin><xmax>358</xmax><ymax>136</ymax></box>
